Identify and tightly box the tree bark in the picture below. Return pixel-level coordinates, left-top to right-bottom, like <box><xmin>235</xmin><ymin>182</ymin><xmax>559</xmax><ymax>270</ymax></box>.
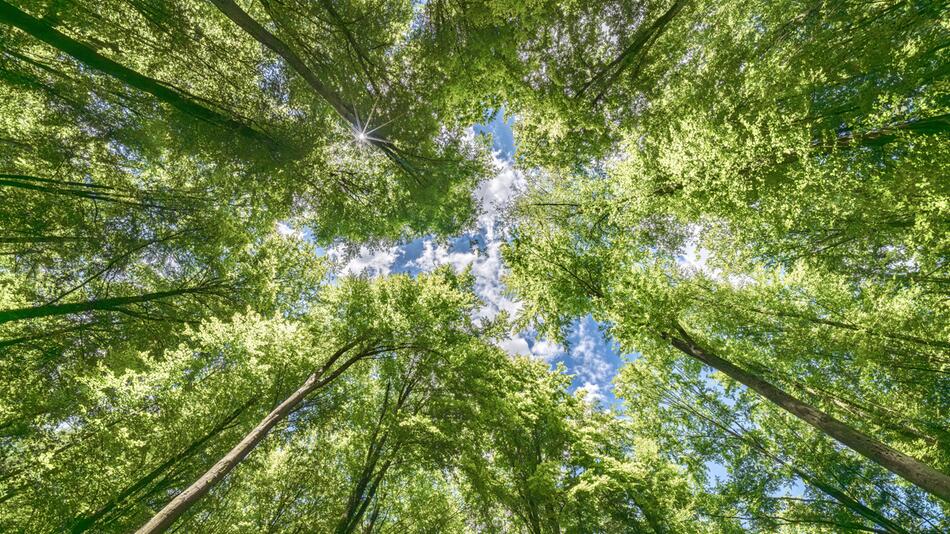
<box><xmin>0</xmin><ymin>1</ymin><xmax>266</xmax><ymax>141</ymax></box>
<box><xmin>672</xmin><ymin>392</ymin><xmax>910</xmax><ymax>534</ymax></box>
<box><xmin>206</xmin><ymin>0</ymin><xmax>355</xmax><ymax>124</ymax></box>
<box><xmin>667</xmin><ymin>323</ymin><xmax>950</xmax><ymax>503</ymax></box>
<box><xmin>134</xmin><ymin>338</ymin><xmax>371</xmax><ymax>534</ymax></box>
<box><xmin>0</xmin><ymin>285</ymin><xmax>217</xmax><ymax>325</ymax></box>
<box><xmin>578</xmin><ymin>0</ymin><xmax>686</xmax><ymax>101</ymax></box>
<box><xmin>206</xmin><ymin>0</ymin><xmax>415</xmax><ymax>176</ymax></box>
<box><xmin>69</xmin><ymin>400</ymin><xmax>252</xmax><ymax>533</ymax></box>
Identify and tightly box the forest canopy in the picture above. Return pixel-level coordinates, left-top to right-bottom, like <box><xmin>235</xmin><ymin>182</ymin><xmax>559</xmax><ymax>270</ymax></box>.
<box><xmin>0</xmin><ymin>0</ymin><xmax>947</xmax><ymax>532</ymax></box>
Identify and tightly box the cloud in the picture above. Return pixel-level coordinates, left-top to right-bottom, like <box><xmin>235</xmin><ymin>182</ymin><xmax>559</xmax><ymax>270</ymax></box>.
<box><xmin>499</xmin><ymin>336</ymin><xmax>531</xmax><ymax>356</ymax></box>
<box><xmin>276</xmin><ymin>222</ymin><xmax>303</xmax><ymax>238</ymax></box>
<box><xmin>400</xmin><ymin>153</ymin><xmax>525</xmax><ymax>321</ymax></box>
<box><xmin>679</xmin><ymin>240</ymin><xmax>712</xmax><ymax>274</ymax></box>
<box><xmin>568</xmin><ymin>318</ymin><xmax>617</xmax><ymax>385</ymax></box>
<box><xmin>410</xmin><ymin>241</ymin><xmax>478</xmax><ymax>272</ymax></box>
<box><xmin>474</xmin><ymin>159</ymin><xmax>524</xmax><ymax>242</ymax></box>
<box><xmin>576</xmin><ymin>382</ymin><xmax>605</xmax><ymax>404</ymax></box>
<box><xmin>332</xmin><ymin>245</ymin><xmax>398</xmax><ymax>277</ymax></box>
<box><xmin>530</xmin><ymin>339</ymin><xmax>562</xmax><ymax>361</ymax></box>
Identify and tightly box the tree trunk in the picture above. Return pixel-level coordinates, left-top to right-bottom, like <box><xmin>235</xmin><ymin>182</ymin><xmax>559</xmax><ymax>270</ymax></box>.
<box><xmin>674</xmin><ymin>394</ymin><xmax>910</xmax><ymax>534</ymax></box>
<box><xmin>0</xmin><ymin>174</ymin><xmax>164</xmax><ymax>209</ymax></box>
<box><xmin>667</xmin><ymin>323</ymin><xmax>950</xmax><ymax>503</ymax></box>
<box><xmin>206</xmin><ymin>0</ymin><xmax>415</xmax><ymax>176</ymax></box>
<box><xmin>336</xmin><ymin>377</ymin><xmax>417</xmax><ymax>534</ymax></box>
<box><xmin>69</xmin><ymin>400</ymin><xmax>252</xmax><ymax>533</ymax></box>
<box><xmin>0</xmin><ymin>1</ymin><xmax>266</xmax><ymax>141</ymax></box>
<box><xmin>206</xmin><ymin>0</ymin><xmax>355</xmax><ymax>124</ymax></box>
<box><xmin>0</xmin><ymin>285</ymin><xmax>216</xmax><ymax>325</ymax></box>
<box><xmin>338</xmin><ymin>460</ymin><xmax>392</xmax><ymax>534</ymax></box>
<box><xmin>578</xmin><ymin>0</ymin><xmax>686</xmax><ymax>101</ymax></box>
<box><xmin>134</xmin><ymin>338</ymin><xmax>369</xmax><ymax>534</ymax></box>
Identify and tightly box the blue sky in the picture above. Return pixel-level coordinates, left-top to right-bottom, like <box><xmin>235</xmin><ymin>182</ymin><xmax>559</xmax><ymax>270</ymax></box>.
<box><xmin>289</xmin><ymin>111</ymin><xmax>809</xmax><ymax>492</ymax></box>
<box><xmin>317</xmin><ymin>111</ymin><xmax>626</xmax><ymax>406</ymax></box>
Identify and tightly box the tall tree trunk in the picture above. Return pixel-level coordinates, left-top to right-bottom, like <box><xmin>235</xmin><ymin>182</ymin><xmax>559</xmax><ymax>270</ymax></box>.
<box><xmin>338</xmin><ymin>460</ymin><xmax>392</xmax><ymax>534</ymax></box>
<box><xmin>0</xmin><ymin>285</ymin><xmax>217</xmax><ymax>325</ymax></box>
<box><xmin>0</xmin><ymin>0</ymin><xmax>266</xmax><ymax>141</ymax></box>
<box><xmin>0</xmin><ymin>174</ymin><xmax>165</xmax><ymax>209</ymax></box>
<box><xmin>0</xmin><ymin>236</ymin><xmax>85</xmax><ymax>244</ymax></box>
<box><xmin>671</xmin><ymin>390</ymin><xmax>910</xmax><ymax>534</ymax></box>
<box><xmin>69</xmin><ymin>400</ymin><xmax>252</xmax><ymax>533</ymax></box>
<box><xmin>134</xmin><ymin>338</ymin><xmax>372</xmax><ymax>534</ymax></box>
<box><xmin>336</xmin><ymin>376</ymin><xmax>417</xmax><ymax>534</ymax></box>
<box><xmin>206</xmin><ymin>0</ymin><xmax>355</xmax><ymax>124</ymax></box>
<box><xmin>795</xmin><ymin>381</ymin><xmax>950</xmax><ymax>451</ymax></box>
<box><xmin>577</xmin><ymin>0</ymin><xmax>686</xmax><ymax>101</ymax></box>
<box><xmin>666</xmin><ymin>323</ymin><xmax>950</xmax><ymax>503</ymax></box>
<box><xmin>206</xmin><ymin>0</ymin><xmax>415</xmax><ymax>176</ymax></box>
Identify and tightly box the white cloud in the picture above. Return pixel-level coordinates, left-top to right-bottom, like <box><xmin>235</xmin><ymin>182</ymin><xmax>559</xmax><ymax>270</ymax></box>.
<box><xmin>404</xmin><ymin>154</ymin><xmax>526</xmax><ymax>322</ymax></box>
<box><xmin>276</xmin><ymin>222</ymin><xmax>303</xmax><ymax>238</ymax></box>
<box><xmin>410</xmin><ymin>241</ymin><xmax>478</xmax><ymax>272</ymax></box>
<box><xmin>576</xmin><ymin>382</ymin><xmax>605</xmax><ymax>404</ymax></box>
<box><xmin>332</xmin><ymin>245</ymin><xmax>398</xmax><ymax>277</ymax></box>
<box><xmin>474</xmin><ymin>156</ymin><xmax>524</xmax><ymax>242</ymax></box>
<box><xmin>680</xmin><ymin>240</ymin><xmax>712</xmax><ymax>274</ymax></box>
<box><xmin>570</xmin><ymin>320</ymin><xmax>614</xmax><ymax>384</ymax></box>
<box><xmin>499</xmin><ymin>336</ymin><xmax>531</xmax><ymax>356</ymax></box>
<box><xmin>530</xmin><ymin>339</ymin><xmax>562</xmax><ymax>361</ymax></box>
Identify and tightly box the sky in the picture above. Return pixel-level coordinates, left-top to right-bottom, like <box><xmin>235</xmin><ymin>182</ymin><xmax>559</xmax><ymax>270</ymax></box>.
<box><xmin>280</xmin><ymin>112</ymin><xmax>794</xmax><ymax>491</ymax></box>
<box><xmin>320</xmin><ymin>111</ymin><xmax>627</xmax><ymax>406</ymax></box>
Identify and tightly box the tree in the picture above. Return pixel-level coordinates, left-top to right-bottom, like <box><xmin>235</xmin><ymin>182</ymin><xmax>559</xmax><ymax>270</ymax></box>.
<box><xmin>455</xmin><ymin>356</ymin><xmax>696</xmax><ymax>533</ymax></box>
<box><xmin>504</xmin><ymin>186</ymin><xmax>950</xmax><ymax>507</ymax></box>
<box><xmin>617</xmin><ymin>352</ymin><xmax>945</xmax><ymax>532</ymax></box>
<box><xmin>3</xmin><ymin>0</ymin><xmax>949</xmax><ymax>530</ymax></box>
<box><xmin>0</xmin><ymin>0</ymin><xmax>489</xmax><ymax>246</ymax></box>
<box><xmin>133</xmin><ymin>267</ymin><xmax>495</xmax><ymax>533</ymax></box>
<box><xmin>499</xmin><ymin>0</ymin><xmax>949</xmax><ymax>514</ymax></box>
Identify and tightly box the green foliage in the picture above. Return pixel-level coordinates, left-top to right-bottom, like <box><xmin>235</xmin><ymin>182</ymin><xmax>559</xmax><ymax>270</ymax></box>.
<box><xmin>2</xmin><ymin>0</ymin><xmax>948</xmax><ymax>532</ymax></box>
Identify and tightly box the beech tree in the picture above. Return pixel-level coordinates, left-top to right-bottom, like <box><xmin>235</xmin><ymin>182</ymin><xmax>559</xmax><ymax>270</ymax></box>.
<box><xmin>2</xmin><ymin>0</ymin><xmax>947</xmax><ymax>532</ymax></box>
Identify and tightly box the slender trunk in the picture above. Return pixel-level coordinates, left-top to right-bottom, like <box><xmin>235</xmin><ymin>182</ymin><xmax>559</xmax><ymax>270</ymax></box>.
<box><xmin>337</xmin><ymin>372</ymin><xmax>422</xmax><ymax>534</ymax></box>
<box><xmin>316</xmin><ymin>0</ymin><xmax>382</xmax><ymax>94</ymax></box>
<box><xmin>828</xmin><ymin>113</ymin><xmax>950</xmax><ymax>149</ymax></box>
<box><xmin>667</xmin><ymin>388</ymin><xmax>909</xmax><ymax>533</ymax></box>
<box><xmin>0</xmin><ymin>236</ymin><xmax>85</xmax><ymax>244</ymax></box>
<box><xmin>667</xmin><ymin>323</ymin><xmax>950</xmax><ymax>502</ymax></box>
<box><xmin>134</xmin><ymin>338</ymin><xmax>369</xmax><ymax>534</ymax></box>
<box><xmin>797</xmin><ymin>470</ymin><xmax>907</xmax><ymax>534</ymax></box>
<box><xmin>796</xmin><ymin>381</ymin><xmax>950</xmax><ymax>450</ymax></box>
<box><xmin>339</xmin><ymin>460</ymin><xmax>391</xmax><ymax>534</ymax></box>
<box><xmin>206</xmin><ymin>0</ymin><xmax>415</xmax><ymax>176</ymax></box>
<box><xmin>0</xmin><ymin>175</ymin><xmax>164</xmax><ymax>209</ymax></box>
<box><xmin>69</xmin><ymin>400</ymin><xmax>252</xmax><ymax>533</ymax></box>
<box><xmin>1</xmin><ymin>173</ymin><xmax>115</xmax><ymax>191</ymax></box>
<box><xmin>364</xmin><ymin>494</ymin><xmax>383</xmax><ymax>534</ymax></box>
<box><xmin>206</xmin><ymin>0</ymin><xmax>355</xmax><ymax>124</ymax></box>
<box><xmin>0</xmin><ymin>285</ymin><xmax>216</xmax><ymax>325</ymax></box>
<box><xmin>577</xmin><ymin>0</ymin><xmax>685</xmax><ymax>100</ymax></box>
<box><xmin>0</xmin><ymin>1</ymin><xmax>266</xmax><ymax>141</ymax></box>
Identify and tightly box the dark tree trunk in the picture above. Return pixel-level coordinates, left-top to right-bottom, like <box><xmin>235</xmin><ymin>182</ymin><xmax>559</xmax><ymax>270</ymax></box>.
<box><xmin>0</xmin><ymin>1</ymin><xmax>266</xmax><ymax>141</ymax></box>
<box><xmin>667</xmin><ymin>324</ymin><xmax>950</xmax><ymax>503</ymax></box>
<box><xmin>578</xmin><ymin>0</ymin><xmax>686</xmax><ymax>102</ymax></box>
<box><xmin>0</xmin><ymin>285</ymin><xmax>217</xmax><ymax>325</ymax></box>
<box><xmin>207</xmin><ymin>0</ymin><xmax>415</xmax><ymax>176</ymax></box>
<box><xmin>206</xmin><ymin>0</ymin><xmax>355</xmax><ymax>124</ymax></box>
<box><xmin>134</xmin><ymin>339</ymin><xmax>372</xmax><ymax>534</ymax></box>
